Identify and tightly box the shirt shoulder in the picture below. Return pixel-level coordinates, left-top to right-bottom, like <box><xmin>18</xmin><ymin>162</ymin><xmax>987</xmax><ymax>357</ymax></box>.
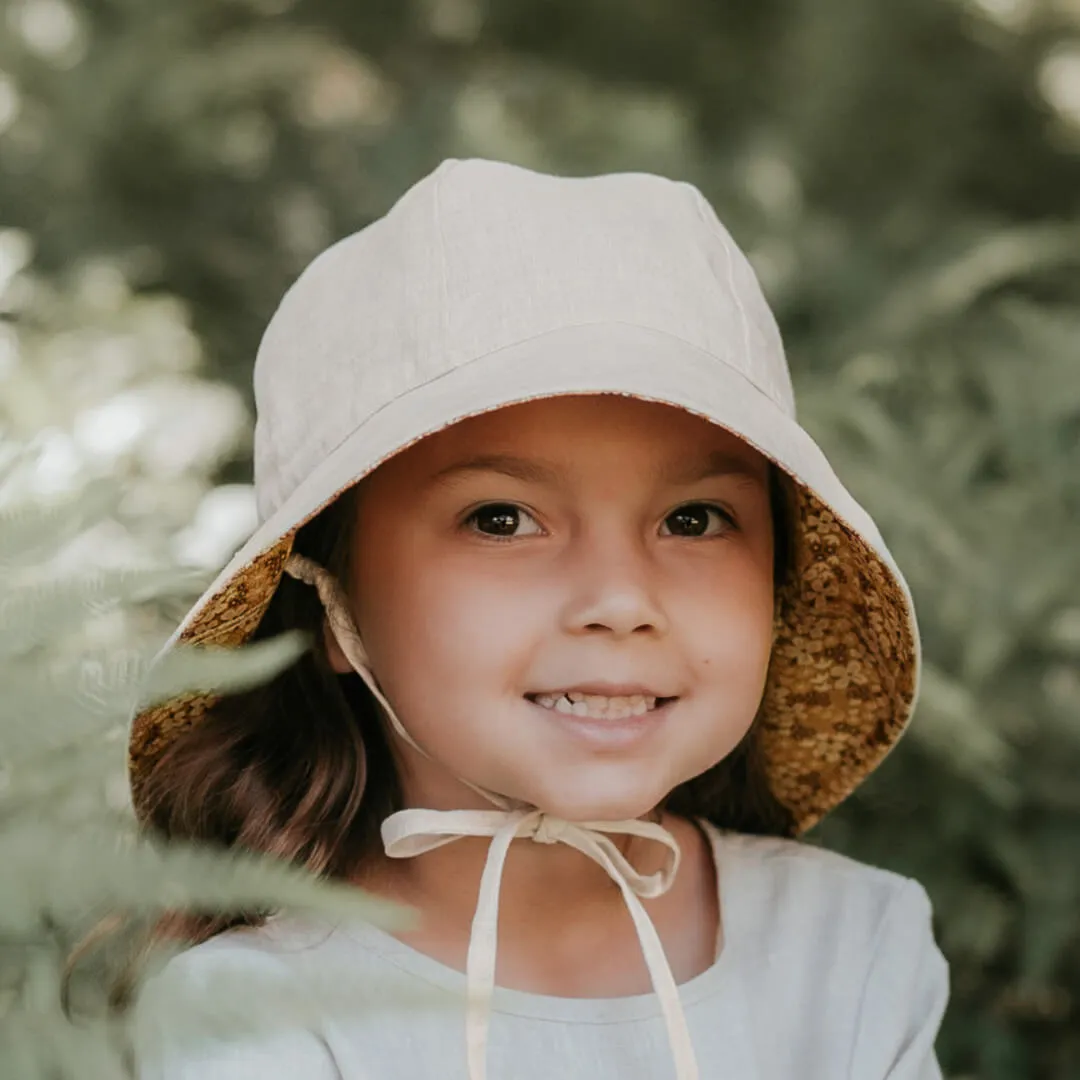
<box><xmin>712</xmin><ymin>829</ymin><xmax>948</xmax><ymax>1078</ymax></box>
<box><xmin>716</xmin><ymin>829</ymin><xmax>921</xmax><ymax>944</ymax></box>
<box><xmin>131</xmin><ymin>923</ymin><xmax>347</xmax><ymax>1080</ymax></box>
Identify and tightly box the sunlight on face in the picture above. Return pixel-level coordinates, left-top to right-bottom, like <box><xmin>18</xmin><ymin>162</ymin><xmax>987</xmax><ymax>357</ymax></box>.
<box><xmin>332</xmin><ymin>395</ymin><xmax>777</xmax><ymax>821</ymax></box>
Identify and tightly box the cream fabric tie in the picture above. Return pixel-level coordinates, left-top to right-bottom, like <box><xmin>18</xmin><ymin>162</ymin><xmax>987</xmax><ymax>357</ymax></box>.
<box><xmin>285</xmin><ymin>554</ymin><xmax>700</xmax><ymax>1080</ymax></box>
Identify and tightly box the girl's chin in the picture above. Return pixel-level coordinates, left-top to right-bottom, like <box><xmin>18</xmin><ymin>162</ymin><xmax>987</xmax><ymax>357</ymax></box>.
<box><xmin>475</xmin><ymin>758</ymin><xmax>683</xmax><ymax>823</ymax></box>
<box><xmin>518</xmin><ymin>788</ymin><xmax>666</xmax><ymax>825</ymax></box>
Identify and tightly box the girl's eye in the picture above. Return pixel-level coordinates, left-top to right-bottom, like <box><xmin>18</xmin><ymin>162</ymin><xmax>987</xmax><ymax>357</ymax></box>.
<box><xmin>464</xmin><ymin>503</ymin><xmax>543</xmax><ymax>540</ymax></box>
<box><xmin>464</xmin><ymin>501</ymin><xmax>735</xmax><ymax>540</ymax></box>
<box><xmin>660</xmin><ymin>503</ymin><xmax>736</xmax><ymax>538</ymax></box>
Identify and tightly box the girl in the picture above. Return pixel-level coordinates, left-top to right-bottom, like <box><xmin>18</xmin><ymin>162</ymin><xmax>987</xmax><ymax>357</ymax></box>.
<box><xmin>130</xmin><ymin>158</ymin><xmax>948</xmax><ymax>1079</ymax></box>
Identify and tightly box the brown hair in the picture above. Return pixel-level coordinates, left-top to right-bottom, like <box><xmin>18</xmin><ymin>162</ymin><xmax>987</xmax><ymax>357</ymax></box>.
<box><xmin>74</xmin><ymin>461</ymin><xmax>798</xmax><ymax>1009</ymax></box>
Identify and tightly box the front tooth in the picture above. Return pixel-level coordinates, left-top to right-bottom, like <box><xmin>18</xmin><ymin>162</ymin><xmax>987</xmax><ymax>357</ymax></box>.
<box><xmin>540</xmin><ymin>693</ymin><xmax>660</xmax><ymax>717</ymax></box>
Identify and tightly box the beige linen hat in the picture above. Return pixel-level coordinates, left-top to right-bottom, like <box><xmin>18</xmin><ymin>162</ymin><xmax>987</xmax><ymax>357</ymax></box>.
<box><xmin>127</xmin><ymin>156</ymin><xmax>919</xmax><ymax>836</ymax></box>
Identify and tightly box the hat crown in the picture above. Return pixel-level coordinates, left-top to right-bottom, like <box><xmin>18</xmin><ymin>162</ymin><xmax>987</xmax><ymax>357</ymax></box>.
<box><xmin>252</xmin><ymin>158</ymin><xmax>793</xmax><ymax>522</ymax></box>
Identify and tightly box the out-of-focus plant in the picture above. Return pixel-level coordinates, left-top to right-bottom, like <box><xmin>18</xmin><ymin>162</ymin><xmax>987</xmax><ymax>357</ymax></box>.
<box><xmin>0</xmin><ymin>444</ymin><xmax>406</xmax><ymax>1079</ymax></box>
<box><xmin>799</xmin><ymin>231</ymin><xmax>1080</xmax><ymax>1076</ymax></box>
<box><xmin>0</xmin><ymin>229</ymin><xmax>258</xmax><ymax>599</ymax></box>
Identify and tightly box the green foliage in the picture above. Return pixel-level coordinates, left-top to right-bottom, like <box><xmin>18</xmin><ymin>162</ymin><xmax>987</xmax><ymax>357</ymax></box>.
<box><xmin>1</xmin><ymin>0</ymin><xmax>1078</xmax><ymax>1075</ymax></box>
<box><xmin>0</xmin><ymin>452</ymin><xmax>404</xmax><ymax>1080</ymax></box>
<box><xmin>801</xmin><ymin>246</ymin><xmax>1080</xmax><ymax>1077</ymax></box>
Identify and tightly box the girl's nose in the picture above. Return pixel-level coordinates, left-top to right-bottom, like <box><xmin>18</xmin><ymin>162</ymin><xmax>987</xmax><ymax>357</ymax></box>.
<box><xmin>560</xmin><ymin>535</ymin><xmax>670</xmax><ymax>639</ymax></box>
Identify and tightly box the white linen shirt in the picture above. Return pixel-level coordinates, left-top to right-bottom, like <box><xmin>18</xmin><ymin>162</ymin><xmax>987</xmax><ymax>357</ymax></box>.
<box><xmin>133</xmin><ymin>824</ymin><xmax>949</xmax><ymax>1080</ymax></box>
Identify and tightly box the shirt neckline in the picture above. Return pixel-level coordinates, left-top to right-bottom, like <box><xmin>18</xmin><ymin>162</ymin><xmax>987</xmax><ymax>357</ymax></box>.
<box><xmin>327</xmin><ymin>817</ymin><xmax>742</xmax><ymax>1024</ymax></box>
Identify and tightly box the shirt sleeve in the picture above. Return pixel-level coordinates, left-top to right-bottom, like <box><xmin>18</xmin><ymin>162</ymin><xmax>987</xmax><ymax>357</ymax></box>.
<box><xmin>131</xmin><ymin>943</ymin><xmax>344</xmax><ymax>1080</ymax></box>
<box><xmin>847</xmin><ymin>878</ymin><xmax>950</xmax><ymax>1080</ymax></box>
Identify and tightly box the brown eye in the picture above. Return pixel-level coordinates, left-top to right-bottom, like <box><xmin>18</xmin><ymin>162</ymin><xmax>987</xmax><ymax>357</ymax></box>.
<box><xmin>466</xmin><ymin>503</ymin><xmax>542</xmax><ymax>539</ymax></box>
<box><xmin>661</xmin><ymin>503</ymin><xmax>734</xmax><ymax>538</ymax></box>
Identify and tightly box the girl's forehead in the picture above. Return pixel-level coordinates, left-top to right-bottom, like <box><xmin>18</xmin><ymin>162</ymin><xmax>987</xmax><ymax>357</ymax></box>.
<box><xmin>371</xmin><ymin>395</ymin><xmax>768</xmax><ymax>485</ymax></box>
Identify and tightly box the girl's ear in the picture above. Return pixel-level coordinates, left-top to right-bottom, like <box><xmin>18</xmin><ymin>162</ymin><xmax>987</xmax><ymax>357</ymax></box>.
<box><xmin>322</xmin><ymin>616</ymin><xmax>354</xmax><ymax>674</ymax></box>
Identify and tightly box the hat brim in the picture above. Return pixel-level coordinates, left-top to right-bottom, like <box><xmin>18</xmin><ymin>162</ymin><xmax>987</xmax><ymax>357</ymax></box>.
<box><xmin>128</xmin><ymin>320</ymin><xmax>919</xmax><ymax>832</ymax></box>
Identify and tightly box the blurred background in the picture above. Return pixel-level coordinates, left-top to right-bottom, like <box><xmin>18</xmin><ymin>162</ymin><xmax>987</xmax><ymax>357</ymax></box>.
<box><xmin>0</xmin><ymin>0</ymin><xmax>1078</xmax><ymax>1076</ymax></box>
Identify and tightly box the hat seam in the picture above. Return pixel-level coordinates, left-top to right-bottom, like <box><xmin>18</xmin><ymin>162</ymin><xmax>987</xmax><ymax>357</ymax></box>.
<box><xmin>433</xmin><ymin>159</ymin><xmax>454</xmax><ymax>383</ymax></box>
<box><xmin>689</xmin><ymin>188</ymin><xmax>795</xmax><ymax>415</ymax></box>
<box><xmin>714</xmin><ymin>210</ymin><xmax>754</xmax><ymax>384</ymax></box>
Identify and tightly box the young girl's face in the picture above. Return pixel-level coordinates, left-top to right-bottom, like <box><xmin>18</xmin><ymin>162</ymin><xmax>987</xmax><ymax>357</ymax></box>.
<box><xmin>330</xmin><ymin>394</ymin><xmax>777</xmax><ymax>821</ymax></box>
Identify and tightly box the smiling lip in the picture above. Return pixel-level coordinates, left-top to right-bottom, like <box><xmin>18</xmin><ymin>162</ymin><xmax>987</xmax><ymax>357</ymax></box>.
<box><xmin>527</xmin><ymin>683</ymin><xmax>676</xmax><ymax>699</ymax></box>
<box><xmin>527</xmin><ymin>691</ymin><xmax>676</xmax><ymax>748</ymax></box>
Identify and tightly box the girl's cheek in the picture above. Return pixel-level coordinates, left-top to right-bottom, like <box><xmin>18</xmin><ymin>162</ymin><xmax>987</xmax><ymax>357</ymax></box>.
<box><xmin>405</xmin><ymin>563</ymin><xmax>539</xmax><ymax>649</ymax></box>
<box><xmin>683</xmin><ymin>563</ymin><xmax>774</xmax><ymax>663</ymax></box>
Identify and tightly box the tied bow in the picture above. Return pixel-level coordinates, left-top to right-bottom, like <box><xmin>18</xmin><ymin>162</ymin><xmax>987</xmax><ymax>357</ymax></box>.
<box><xmin>285</xmin><ymin>554</ymin><xmax>700</xmax><ymax>1080</ymax></box>
<box><xmin>382</xmin><ymin>808</ymin><xmax>697</xmax><ymax>1080</ymax></box>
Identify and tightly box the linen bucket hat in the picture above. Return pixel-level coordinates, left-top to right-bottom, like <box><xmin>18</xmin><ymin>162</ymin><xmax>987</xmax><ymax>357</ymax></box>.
<box><xmin>128</xmin><ymin>156</ymin><xmax>919</xmax><ymax>836</ymax></box>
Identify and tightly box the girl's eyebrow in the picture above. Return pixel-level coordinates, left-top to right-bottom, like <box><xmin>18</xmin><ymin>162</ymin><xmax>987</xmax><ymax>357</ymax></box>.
<box><xmin>661</xmin><ymin>450</ymin><xmax>766</xmax><ymax>487</ymax></box>
<box><xmin>429</xmin><ymin>454</ymin><xmax>561</xmax><ymax>487</ymax></box>
<box><xmin>428</xmin><ymin>450</ymin><xmax>765</xmax><ymax>488</ymax></box>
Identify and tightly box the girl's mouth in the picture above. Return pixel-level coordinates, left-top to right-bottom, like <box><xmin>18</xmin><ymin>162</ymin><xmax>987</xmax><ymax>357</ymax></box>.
<box><xmin>525</xmin><ymin>691</ymin><xmax>678</xmax><ymax>721</ymax></box>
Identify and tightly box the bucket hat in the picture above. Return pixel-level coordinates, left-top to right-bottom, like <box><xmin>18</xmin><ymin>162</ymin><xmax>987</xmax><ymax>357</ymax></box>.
<box><xmin>127</xmin><ymin>157</ymin><xmax>919</xmax><ymax>1080</ymax></box>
